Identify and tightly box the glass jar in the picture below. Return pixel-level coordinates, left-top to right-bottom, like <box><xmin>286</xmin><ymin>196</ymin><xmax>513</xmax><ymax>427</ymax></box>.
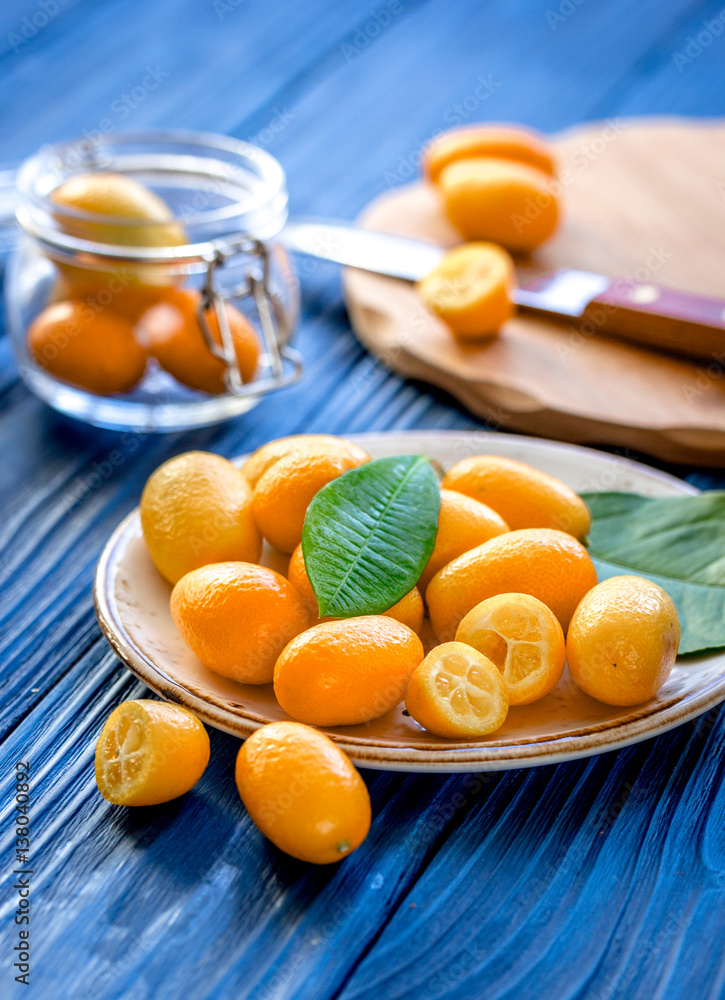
<box><xmin>5</xmin><ymin>130</ymin><xmax>302</xmax><ymax>431</ymax></box>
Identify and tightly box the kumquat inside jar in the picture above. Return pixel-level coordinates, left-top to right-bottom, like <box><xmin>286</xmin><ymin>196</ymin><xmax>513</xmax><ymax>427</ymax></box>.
<box><xmin>5</xmin><ymin>129</ymin><xmax>302</xmax><ymax>431</ymax></box>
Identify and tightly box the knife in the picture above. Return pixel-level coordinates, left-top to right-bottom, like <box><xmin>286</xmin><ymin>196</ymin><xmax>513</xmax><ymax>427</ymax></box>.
<box><xmin>281</xmin><ymin>221</ymin><xmax>725</xmax><ymax>361</ymax></box>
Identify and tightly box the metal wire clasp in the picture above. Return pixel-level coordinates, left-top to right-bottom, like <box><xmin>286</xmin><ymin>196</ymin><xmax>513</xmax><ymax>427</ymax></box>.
<box><xmin>197</xmin><ymin>236</ymin><xmax>303</xmax><ymax>397</ymax></box>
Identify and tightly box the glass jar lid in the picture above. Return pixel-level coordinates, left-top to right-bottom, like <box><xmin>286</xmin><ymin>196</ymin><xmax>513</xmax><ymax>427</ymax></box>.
<box><xmin>14</xmin><ymin>128</ymin><xmax>290</xmax><ymax>265</ymax></box>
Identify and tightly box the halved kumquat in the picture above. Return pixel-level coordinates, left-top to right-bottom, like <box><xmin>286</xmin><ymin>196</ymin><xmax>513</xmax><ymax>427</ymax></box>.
<box><xmin>456</xmin><ymin>593</ymin><xmax>566</xmax><ymax>704</ymax></box>
<box><xmin>405</xmin><ymin>641</ymin><xmax>509</xmax><ymax>738</ymax></box>
<box><xmin>418</xmin><ymin>242</ymin><xmax>515</xmax><ymax>340</ymax></box>
<box><xmin>95</xmin><ymin>699</ymin><xmax>210</xmax><ymax>806</ymax></box>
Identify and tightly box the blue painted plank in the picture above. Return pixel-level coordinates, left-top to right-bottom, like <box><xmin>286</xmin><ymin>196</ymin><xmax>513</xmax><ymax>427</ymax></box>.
<box><xmin>0</xmin><ymin>637</ymin><xmax>514</xmax><ymax>1000</ymax></box>
<box><xmin>1</xmin><ymin>0</ymin><xmax>725</xmax><ymax>997</ymax></box>
<box><xmin>269</xmin><ymin>0</ymin><xmax>707</xmax><ymax>220</ymax></box>
<box><xmin>0</xmin><ymin>0</ymin><xmax>87</xmax><ymax>60</ymax></box>
<box><xmin>336</xmin><ymin>709</ymin><xmax>725</xmax><ymax>1000</ymax></box>
<box><xmin>0</xmin><ymin>0</ymin><xmax>421</xmax><ymax>157</ymax></box>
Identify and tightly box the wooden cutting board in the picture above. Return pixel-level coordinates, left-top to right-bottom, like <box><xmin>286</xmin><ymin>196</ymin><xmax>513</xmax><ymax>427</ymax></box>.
<box><xmin>343</xmin><ymin>118</ymin><xmax>725</xmax><ymax>466</ymax></box>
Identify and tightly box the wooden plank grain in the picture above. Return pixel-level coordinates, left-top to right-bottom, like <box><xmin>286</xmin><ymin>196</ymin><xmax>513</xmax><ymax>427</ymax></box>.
<box><xmin>0</xmin><ymin>0</ymin><xmax>88</xmax><ymax>60</ymax></box>
<box><xmin>0</xmin><ymin>0</ymin><xmax>425</xmax><ymax>156</ymax></box>
<box><xmin>268</xmin><ymin>0</ymin><xmax>707</xmax><ymax>224</ymax></box>
<box><xmin>589</xmin><ymin>1</ymin><xmax>725</xmax><ymax>118</ymax></box>
<box><xmin>334</xmin><ymin>710</ymin><xmax>725</xmax><ymax>1000</ymax></box>
<box><xmin>0</xmin><ymin>639</ymin><xmax>512</xmax><ymax>1000</ymax></box>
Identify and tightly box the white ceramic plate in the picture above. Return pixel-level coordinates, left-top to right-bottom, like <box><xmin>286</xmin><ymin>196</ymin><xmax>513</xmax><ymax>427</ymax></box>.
<box><xmin>94</xmin><ymin>431</ymin><xmax>725</xmax><ymax>772</ymax></box>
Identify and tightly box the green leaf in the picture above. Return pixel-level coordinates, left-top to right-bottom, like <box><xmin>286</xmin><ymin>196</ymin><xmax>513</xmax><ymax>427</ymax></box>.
<box><xmin>583</xmin><ymin>491</ymin><xmax>725</xmax><ymax>655</ymax></box>
<box><xmin>302</xmin><ymin>455</ymin><xmax>441</xmax><ymax>618</ymax></box>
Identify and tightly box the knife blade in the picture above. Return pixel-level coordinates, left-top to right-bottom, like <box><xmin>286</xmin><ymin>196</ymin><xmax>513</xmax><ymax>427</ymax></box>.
<box><xmin>281</xmin><ymin>220</ymin><xmax>445</xmax><ymax>282</ymax></box>
<box><xmin>281</xmin><ymin>220</ymin><xmax>725</xmax><ymax>361</ymax></box>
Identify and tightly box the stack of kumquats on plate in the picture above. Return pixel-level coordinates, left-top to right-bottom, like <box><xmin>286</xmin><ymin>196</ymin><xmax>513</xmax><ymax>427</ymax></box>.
<box><xmin>95</xmin><ymin>433</ymin><xmax>680</xmax><ymax>864</ymax></box>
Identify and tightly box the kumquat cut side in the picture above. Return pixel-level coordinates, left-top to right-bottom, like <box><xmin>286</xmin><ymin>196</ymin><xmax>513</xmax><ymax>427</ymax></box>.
<box><xmin>405</xmin><ymin>641</ymin><xmax>509</xmax><ymax>739</ymax></box>
<box><xmin>456</xmin><ymin>592</ymin><xmax>566</xmax><ymax>705</ymax></box>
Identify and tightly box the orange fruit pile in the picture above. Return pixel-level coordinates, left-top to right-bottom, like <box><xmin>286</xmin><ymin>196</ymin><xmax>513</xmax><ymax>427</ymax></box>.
<box><xmin>28</xmin><ymin>172</ymin><xmax>261</xmax><ymax>398</ymax></box>
<box><xmin>110</xmin><ymin>437</ymin><xmax>680</xmax><ymax>864</ymax></box>
<box><xmin>418</xmin><ymin>121</ymin><xmax>561</xmax><ymax>339</ymax></box>
<box><xmin>424</xmin><ymin>122</ymin><xmax>560</xmax><ymax>253</ymax></box>
<box><xmin>137</xmin><ymin>440</ymin><xmax>680</xmax><ymax>725</ymax></box>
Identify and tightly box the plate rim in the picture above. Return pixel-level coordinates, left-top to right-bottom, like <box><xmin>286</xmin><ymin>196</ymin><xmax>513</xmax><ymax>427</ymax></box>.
<box><xmin>94</xmin><ymin>430</ymin><xmax>725</xmax><ymax>773</ymax></box>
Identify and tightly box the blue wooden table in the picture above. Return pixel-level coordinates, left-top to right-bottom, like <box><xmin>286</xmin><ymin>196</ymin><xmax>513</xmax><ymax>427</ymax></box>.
<box><xmin>2</xmin><ymin>1</ymin><xmax>725</xmax><ymax>997</ymax></box>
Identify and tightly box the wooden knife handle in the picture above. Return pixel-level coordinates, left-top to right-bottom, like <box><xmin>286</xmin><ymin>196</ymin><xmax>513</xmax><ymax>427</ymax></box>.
<box><xmin>583</xmin><ymin>280</ymin><xmax>725</xmax><ymax>360</ymax></box>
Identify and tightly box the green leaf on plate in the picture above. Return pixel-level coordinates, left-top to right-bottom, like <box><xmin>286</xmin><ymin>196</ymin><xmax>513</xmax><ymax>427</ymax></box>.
<box><xmin>302</xmin><ymin>455</ymin><xmax>441</xmax><ymax>619</ymax></box>
<box><xmin>583</xmin><ymin>491</ymin><xmax>725</xmax><ymax>655</ymax></box>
